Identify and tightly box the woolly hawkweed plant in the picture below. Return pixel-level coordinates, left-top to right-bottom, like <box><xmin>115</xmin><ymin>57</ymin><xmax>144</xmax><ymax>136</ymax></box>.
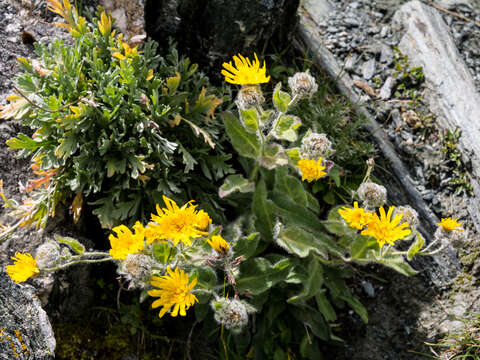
<box><xmin>2</xmin><ymin>25</ymin><xmax>468</xmax><ymax>358</ymax></box>
<box><xmin>0</xmin><ymin>0</ymin><xmax>229</xmax><ymax>233</ymax></box>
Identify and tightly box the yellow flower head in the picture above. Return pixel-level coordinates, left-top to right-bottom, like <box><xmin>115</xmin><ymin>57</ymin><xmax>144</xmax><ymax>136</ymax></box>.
<box><xmin>221</xmin><ymin>53</ymin><xmax>270</xmax><ymax>85</ymax></box>
<box><xmin>338</xmin><ymin>202</ymin><xmax>373</xmax><ymax>230</ymax></box>
<box><xmin>113</xmin><ymin>38</ymin><xmax>139</xmax><ymax>60</ymax></box>
<box><xmin>109</xmin><ymin>221</ymin><xmax>145</xmax><ymax>260</ymax></box>
<box><xmin>438</xmin><ymin>217</ymin><xmax>463</xmax><ymax>231</ymax></box>
<box><xmin>6</xmin><ymin>252</ymin><xmax>40</xmax><ymax>283</ymax></box>
<box><xmin>207</xmin><ymin>235</ymin><xmax>230</xmax><ymax>255</ymax></box>
<box><xmin>98</xmin><ymin>11</ymin><xmax>112</xmax><ymax>36</ymax></box>
<box><xmin>148</xmin><ymin>266</ymin><xmax>198</xmax><ymax>318</ymax></box>
<box><xmin>296</xmin><ymin>158</ymin><xmax>327</xmax><ymax>183</ymax></box>
<box><xmin>361</xmin><ymin>206</ymin><xmax>411</xmax><ymax>248</ymax></box>
<box><xmin>145</xmin><ymin>196</ymin><xmax>210</xmax><ymax>247</ymax></box>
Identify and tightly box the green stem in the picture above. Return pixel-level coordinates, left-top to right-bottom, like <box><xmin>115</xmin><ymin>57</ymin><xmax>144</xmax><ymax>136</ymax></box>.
<box><xmin>44</xmin><ymin>256</ymin><xmax>113</xmax><ymax>272</ymax></box>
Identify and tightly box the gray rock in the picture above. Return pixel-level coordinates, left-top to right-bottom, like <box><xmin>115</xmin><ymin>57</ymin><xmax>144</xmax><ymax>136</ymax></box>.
<box><xmin>362</xmin><ymin>58</ymin><xmax>376</xmax><ymax>79</ymax></box>
<box><xmin>0</xmin><ymin>269</ymin><xmax>55</xmax><ymax>359</ymax></box>
<box><xmin>393</xmin><ymin>0</ymin><xmax>480</xmax><ymax>233</ymax></box>
<box><xmin>379</xmin><ymin>76</ymin><xmax>395</xmax><ymax>100</ymax></box>
<box><xmin>345</xmin><ymin>53</ymin><xmax>358</xmax><ymax>71</ymax></box>
<box><xmin>344</xmin><ymin>17</ymin><xmax>361</xmax><ymax>27</ymax></box>
<box><xmin>380</xmin><ymin>44</ymin><xmax>394</xmax><ymax>65</ymax></box>
<box><xmin>380</xmin><ymin>25</ymin><xmax>390</xmax><ymax>38</ymax></box>
<box><xmin>433</xmin><ymin>0</ymin><xmax>473</xmax><ymax>10</ymax></box>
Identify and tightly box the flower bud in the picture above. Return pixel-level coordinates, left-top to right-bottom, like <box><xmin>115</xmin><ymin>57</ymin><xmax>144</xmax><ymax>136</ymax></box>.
<box><xmin>211</xmin><ymin>298</ymin><xmax>250</xmax><ymax>333</ymax></box>
<box><xmin>35</xmin><ymin>241</ymin><xmax>61</xmax><ymax>270</ymax></box>
<box><xmin>288</xmin><ymin>71</ymin><xmax>318</xmax><ymax>99</ymax></box>
<box><xmin>300</xmin><ymin>131</ymin><xmax>334</xmax><ymax>160</ymax></box>
<box><xmin>235</xmin><ymin>85</ymin><xmax>265</xmax><ymax>110</ymax></box>
<box><xmin>357</xmin><ymin>182</ymin><xmax>387</xmax><ymax>209</ymax></box>
<box><xmin>118</xmin><ymin>253</ymin><xmax>153</xmax><ymax>289</ymax></box>
<box><xmin>394</xmin><ymin>206</ymin><xmax>419</xmax><ymax>228</ymax></box>
<box><xmin>434</xmin><ymin>227</ymin><xmax>466</xmax><ymax>247</ymax></box>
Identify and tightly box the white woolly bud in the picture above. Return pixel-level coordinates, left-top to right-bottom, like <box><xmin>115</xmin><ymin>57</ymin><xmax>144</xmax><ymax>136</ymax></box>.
<box><xmin>35</xmin><ymin>241</ymin><xmax>61</xmax><ymax>270</ymax></box>
<box><xmin>357</xmin><ymin>182</ymin><xmax>387</xmax><ymax>209</ymax></box>
<box><xmin>394</xmin><ymin>206</ymin><xmax>419</xmax><ymax>228</ymax></box>
<box><xmin>211</xmin><ymin>298</ymin><xmax>252</xmax><ymax>333</ymax></box>
<box><xmin>118</xmin><ymin>253</ymin><xmax>153</xmax><ymax>289</ymax></box>
<box><xmin>288</xmin><ymin>71</ymin><xmax>318</xmax><ymax>99</ymax></box>
<box><xmin>300</xmin><ymin>131</ymin><xmax>334</xmax><ymax>160</ymax></box>
<box><xmin>235</xmin><ymin>85</ymin><xmax>265</xmax><ymax>110</ymax></box>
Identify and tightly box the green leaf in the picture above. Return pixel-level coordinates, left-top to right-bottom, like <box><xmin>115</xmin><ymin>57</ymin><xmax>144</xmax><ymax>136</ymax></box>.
<box><xmin>273</xmin><ymin>115</ymin><xmax>301</xmax><ymax>142</ymax></box>
<box><xmin>380</xmin><ymin>255</ymin><xmax>418</xmax><ymax>276</ymax></box>
<box><xmin>233</xmin><ymin>232</ymin><xmax>260</xmax><ymax>259</ymax></box>
<box><xmin>350</xmin><ymin>235</ymin><xmax>379</xmax><ymax>260</ymax></box>
<box><xmin>191</xmin><ymin>266</ymin><xmax>217</xmax><ymax>291</ymax></box>
<box><xmin>236</xmin><ymin>257</ymin><xmax>291</xmax><ymax>295</ymax></box>
<box><xmin>293</xmin><ymin>308</ymin><xmax>329</xmax><ymax>341</ymax></box>
<box><xmin>407</xmin><ymin>234</ymin><xmax>425</xmax><ymax>260</ymax></box>
<box><xmin>322</xmin><ymin>205</ymin><xmax>357</xmax><ymax>237</ymax></box>
<box><xmin>286</xmin><ymin>147</ymin><xmax>301</xmax><ymax>163</ymax></box>
<box><xmin>272</xmin><ymin>82</ymin><xmax>291</xmax><ymax>113</ymax></box>
<box><xmin>55</xmin><ymin>132</ymin><xmax>78</xmax><ymax>158</ymax></box>
<box><xmin>259</xmin><ymin>143</ymin><xmax>288</xmax><ymax>170</ymax></box>
<box><xmin>152</xmin><ymin>242</ymin><xmax>175</xmax><ymax>263</ymax></box>
<box><xmin>55</xmin><ymin>235</ymin><xmax>85</xmax><ymax>254</ymax></box>
<box><xmin>276</xmin><ymin>226</ymin><xmax>328</xmax><ymax>259</ymax></box>
<box><xmin>328</xmin><ymin>165</ymin><xmax>341</xmax><ymax>187</ymax></box>
<box><xmin>270</xmin><ymin>191</ymin><xmax>324</xmax><ymax>233</ymax></box>
<box><xmin>240</xmin><ymin>108</ymin><xmax>259</xmax><ymax>133</ymax></box>
<box><xmin>315</xmin><ymin>290</ymin><xmax>337</xmax><ymax>322</ymax></box>
<box><xmin>288</xmin><ymin>258</ymin><xmax>324</xmax><ymax>305</ymax></box>
<box><xmin>252</xmin><ymin>180</ymin><xmax>275</xmax><ymax>243</ymax></box>
<box><xmin>340</xmin><ymin>295</ymin><xmax>368</xmax><ymax>324</ymax></box>
<box><xmin>274</xmin><ymin>166</ymin><xmax>308</xmax><ymax>208</ymax></box>
<box><xmin>178</xmin><ymin>144</ymin><xmax>197</xmax><ymax>173</ymax></box>
<box><xmin>218</xmin><ymin>174</ymin><xmax>255</xmax><ymax>198</ymax></box>
<box><xmin>222</xmin><ymin>111</ymin><xmax>260</xmax><ymax>159</ymax></box>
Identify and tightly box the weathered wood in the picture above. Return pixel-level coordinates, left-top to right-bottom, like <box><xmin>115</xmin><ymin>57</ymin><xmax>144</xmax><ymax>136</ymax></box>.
<box><xmin>393</xmin><ymin>0</ymin><xmax>480</xmax><ymax>234</ymax></box>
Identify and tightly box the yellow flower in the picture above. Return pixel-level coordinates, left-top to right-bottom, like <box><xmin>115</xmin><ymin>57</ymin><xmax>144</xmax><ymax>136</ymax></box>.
<box><xmin>148</xmin><ymin>266</ymin><xmax>198</xmax><ymax>318</ymax></box>
<box><xmin>109</xmin><ymin>221</ymin><xmax>145</xmax><ymax>260</ymax></box>
<box><xmin>438</xmin><ymin>217</ymin><xmax>463</xmax><ymax>231</ymax></box>
<box><xmin>146</xmin><ymin>69</ymin><xmax>154</xmax><ymax>81</ymax></box>
<box><xmin>98</xmin><ymin>11</ymin><xmax>112</xmax><ymax>36</ymax></box>
<box><xmin>6</xmin><ymin>252</ymin><xmax>40</xmax><ymax>283</ymax></box>
<box><xmin>145</xmin><ymin>196</ymin><xmax>210</xmax><ymax>247</ymax></box>
<box><xmin>296</xmin><ymin>158</ymin><xmax>327</xmax><ymax>182</ymax></box>
<box><xmin>361</xmin><ymin>206</ymin><xmax>411</xmax><ymax>248</ymax></box>
<box><xmin>113</xmin><ymin>38</ymin><xmax>138</xmax><ymax>60</ymax></box>
<box><xmin>221</xmin><ymin>53</ymin><xmax>270</xmax><ymax>85</ymax></box>
<box><xmin>338</xmin><ymin>202</ymin><xmax>373</xmax><ymax>230</ymax></box>
<box><xmin>207</xmin><ymin>235</ymin><xmax>230</xmax><ymax>255</ymax></box>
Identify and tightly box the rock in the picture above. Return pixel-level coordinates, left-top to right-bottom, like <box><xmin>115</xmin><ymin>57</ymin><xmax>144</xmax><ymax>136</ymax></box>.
<box><xmin>344</xmin><ymin>53</ymin><xmax>358</xmax><ymax>71</ymax></box>
<box><xmin>379</xmin><ymin>76</ymin><xmax>395</xmax><ymax>99</ymax></box>
<box><xmin>0</xmin><ymin>269</ymin><xmax>55</xmax><ymax>359</ymax></box>
<box><xmin>362</xmin><ymin>58</ymin><xmax>376</xmax><ymax>79</ymax></box>
<box><xmin>101</xmin><ymin>0</ymin><xmax>146</xmax><ymax>40</ymax></box>
<box><xmin>393</xmin><ymin>1</ymin><xmax>480</xmax><ymax>233</ymax></box>
<box><xmin>145</xmin><ymin>0</ymin><xmax>300</xmax><ymax>78</ymax></box>
<box><xmin>433</xmin><ymin>0</ymin><xmax>474</xmax><ymax>10</ymax></box>
<box><xmin>380</xmin><ymin>44</ymin><xmax>394</xmax><ymax>65</ymax></box>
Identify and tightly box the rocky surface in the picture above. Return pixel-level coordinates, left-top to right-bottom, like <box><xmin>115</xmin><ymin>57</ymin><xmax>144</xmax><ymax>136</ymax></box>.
<box><xmin>298</xmin><ymin>0</ymin><xmax>480</xmax><ymax>359</ymax></box>
<box><xmin>144</xmin><ymin>0</ymin><xmax>300</xmax><ymax>81</ymax></box>
<box><xmin>0</xmin><ymin>269</ymin><xmax>56</xmax><ymax>360</ymax></box>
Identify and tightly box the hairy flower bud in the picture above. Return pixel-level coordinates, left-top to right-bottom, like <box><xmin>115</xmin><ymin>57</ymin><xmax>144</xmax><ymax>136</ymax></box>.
<box><xmin>357</xmin><ymin>182</ymin><xmax>387</xmax><ymax>209</ymax></box>
<box><xmin>235</xmin><ymin>85</ymin><xmax>265</xmax><ymax>110</ymax></box>
<box><xmin>288</xmin><ymin>71</ymin><xmax>318</xmax><ymax>99</ymax></box>
<box><xmin>118</xmin><ymin>253</ymin><xmax>153</xmax><ymax>289</ymax></box>
<box><xmin>434</xmin><ymin>227</ymin><xmax>466</xmax><ymax>247</ymax></box>
<box><xmin>35</xmin><ymin>241</ymin><xmax>61</xmax><ymax>270</ymax></box>
<box><xmin>300</xmin><ymin>131</ymin><xmax>334</xmax><ymax>160</ymax></box>
<box><xmin>393</xmin><ymin>206</ymin><xmax>419</xmax><ymax>229</ymax></box>
<box><xmin>211</xmin><ymin>298</ymin><xmax>253</xmax><ymax>333</ymax></box>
